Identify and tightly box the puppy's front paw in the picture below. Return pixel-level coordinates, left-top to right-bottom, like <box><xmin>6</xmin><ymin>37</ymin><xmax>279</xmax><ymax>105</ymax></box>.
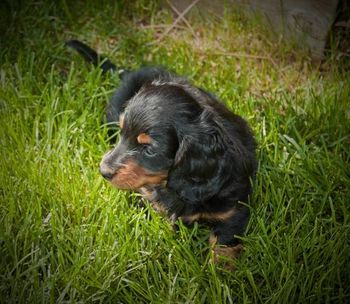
<box><xmin>209</xmin><ymin>235</ymin><xmax>243</xmax><ymax>270</ymax></box>
<box><xmin>211</xmin><ymin>244</ymin><xmax>243</xmax><ymax>270</ymax></box>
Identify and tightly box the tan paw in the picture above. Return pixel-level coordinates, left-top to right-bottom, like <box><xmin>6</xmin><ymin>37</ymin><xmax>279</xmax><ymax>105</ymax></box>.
<box><xmin>209</xmin><ymin>235</ymin><xmax>243</xmax><ymax>270</ymax></box>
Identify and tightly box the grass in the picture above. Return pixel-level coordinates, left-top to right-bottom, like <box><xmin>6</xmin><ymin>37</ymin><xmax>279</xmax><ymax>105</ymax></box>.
<box><xmin>1</xmin><ymin>1</ymin><xmax>350</xmax><ymax>303</ymax></box>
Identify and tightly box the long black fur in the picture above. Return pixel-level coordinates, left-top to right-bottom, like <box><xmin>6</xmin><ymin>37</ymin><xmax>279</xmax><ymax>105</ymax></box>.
<box><xmin>67</xmin><ymin>40</ymin><xmax>257</xmax><ymax>251</ymax></box>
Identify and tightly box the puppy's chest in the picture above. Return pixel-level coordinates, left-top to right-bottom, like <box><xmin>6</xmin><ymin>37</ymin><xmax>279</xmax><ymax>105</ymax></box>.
<box><xmin>139</xmin><ymin>185</ymin><xmax>227</xmax><ymax>219</ymax></box>
<box><xmin>139</xmin><ymin>186</ymin><xmax>159</xmax><ymax>202</ymax></box>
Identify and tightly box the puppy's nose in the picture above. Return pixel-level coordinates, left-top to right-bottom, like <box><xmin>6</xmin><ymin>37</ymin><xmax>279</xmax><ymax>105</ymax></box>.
<box><xmin>100</xmin><ymin>169</ymin><xmax>114</xmax><ymax>180</ymax></box>
<box><xmin>99</xmin><ymin>163</ymin><xmax>115</xmax><ymax>180</ymax></box>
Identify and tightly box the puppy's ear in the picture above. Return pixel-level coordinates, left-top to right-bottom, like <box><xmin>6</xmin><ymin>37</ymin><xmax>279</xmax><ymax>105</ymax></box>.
<box><xmin>168</xmin><ymin>113</ymin><xmax>234</xmax><ymax>203</ymax></box>
<box><xmin>169</xmin><ymin>109</ymin><xmax>255</xmax><ymax>204</ymax></box>
<box><xmin>173</xmin><ymin>135</ymin><xmax>192</xmax><ymax>165</ymax></box>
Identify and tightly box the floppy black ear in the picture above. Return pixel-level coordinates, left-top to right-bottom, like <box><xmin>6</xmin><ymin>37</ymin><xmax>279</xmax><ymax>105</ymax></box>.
<box><xmin>167</xmin><ymin>113</ymin><xmax>236</xmax><ymax>204</ymax></box>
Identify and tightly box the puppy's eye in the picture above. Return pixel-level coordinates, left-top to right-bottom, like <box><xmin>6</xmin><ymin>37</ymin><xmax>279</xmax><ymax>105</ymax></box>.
<box><xmin>142</xmin><ymin>145</ymin><xmax>156</xmax><ymax>157</ymax></box>
<box><xmin>190</xmin><ymin>176</ymin><xmax>202</xmax><ymax>183</ymax></box>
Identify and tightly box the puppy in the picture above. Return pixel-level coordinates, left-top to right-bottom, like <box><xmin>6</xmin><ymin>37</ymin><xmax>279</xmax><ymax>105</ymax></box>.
<box><xmin>66</xmin><ymin>40</ymin><xmax>257</xmax><ymax>266</ymax></box>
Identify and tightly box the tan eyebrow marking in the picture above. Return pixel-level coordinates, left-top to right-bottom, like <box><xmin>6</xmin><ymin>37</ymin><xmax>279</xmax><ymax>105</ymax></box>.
<box><xmin>137</xmin><ymin>133</ymin><xmax>153</xmax><ymax>145</ymax></box>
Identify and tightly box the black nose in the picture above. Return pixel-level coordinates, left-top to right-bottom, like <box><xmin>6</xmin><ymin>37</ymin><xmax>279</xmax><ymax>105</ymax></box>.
<box><xmin>99</xmin><ymin>163</ymin><xmax>115</xmax><ymax>180</ymax></box>
<box><xmin>100</xmin><ymin>170</ymin><xmax>114</xmax><ymax>180</ymax></box>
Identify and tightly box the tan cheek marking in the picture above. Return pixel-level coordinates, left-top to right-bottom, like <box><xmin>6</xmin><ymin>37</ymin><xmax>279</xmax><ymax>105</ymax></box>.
<box><xmin>144</xmin><ymin>174</ymin><xmax>168</xmax><ymax>186</ymax></box>
<box><xmin>110</xmin><ymin>160</ymin><xmax>168</xmax><ymax>189</ymax></box>
<box><xmin>137</xmin><ymin>133</ymin><xmax>153</xmax><ymax>145</ymax></box>
<box><xmin>110</xmin><ymin>164</ymin><xmax>136</xmax><ymax>189</ymax></box>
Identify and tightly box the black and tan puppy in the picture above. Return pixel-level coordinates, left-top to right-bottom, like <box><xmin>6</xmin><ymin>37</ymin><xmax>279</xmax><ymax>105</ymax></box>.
<box><xmin>66</xmin><ymin>40</ymin><xmax>257</xmax><ymax>265</ymax></box>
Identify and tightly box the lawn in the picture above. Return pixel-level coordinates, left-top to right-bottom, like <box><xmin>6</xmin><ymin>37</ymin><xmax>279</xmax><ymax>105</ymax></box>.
<box><xmin>0</xmin><ymin>1</ymin><xmax>349</xmax><ymax>303</ymax></box>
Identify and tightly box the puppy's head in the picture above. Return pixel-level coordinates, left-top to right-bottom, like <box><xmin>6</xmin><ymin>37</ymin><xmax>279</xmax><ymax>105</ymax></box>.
<box><xmin>99</xmin><ymin>83</ymin><xmax>199</xmax><ymax>190</ymax></box>
<box><xmin>100</xmin><ymin>82</ymin><xmax>256</xmax><ymax>203</ymax></box>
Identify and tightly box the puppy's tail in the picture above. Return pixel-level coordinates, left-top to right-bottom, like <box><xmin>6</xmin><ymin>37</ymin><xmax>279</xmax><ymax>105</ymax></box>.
<box><xmin>65</xmin><ymin>39</ymin><xmax>128</xmax><ymax>77</ymax></box>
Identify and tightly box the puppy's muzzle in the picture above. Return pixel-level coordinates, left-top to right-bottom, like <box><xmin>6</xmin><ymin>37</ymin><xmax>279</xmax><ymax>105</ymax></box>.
<box><xmin>99</xmin><ymin>148</ymin><xmax>121</xmax><ymax>181</ymax></box>
<box><xmin>99</xmin><ymin>163</ymin><xmax>115</xmax><ymax>180</ymax></box>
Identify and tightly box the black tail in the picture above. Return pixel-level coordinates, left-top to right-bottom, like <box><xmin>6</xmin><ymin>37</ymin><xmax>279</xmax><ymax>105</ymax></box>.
<box><xmin>65</xmin><ymin>39</ymin><xmax>117</xmax><ymax>74</ymax></box>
